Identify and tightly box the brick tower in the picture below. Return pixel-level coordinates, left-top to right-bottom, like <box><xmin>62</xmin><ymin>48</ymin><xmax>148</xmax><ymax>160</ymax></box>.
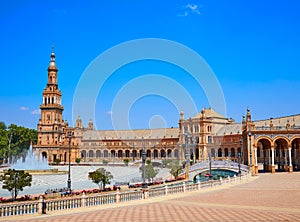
<box><xmin>35</xmin><ymin>50</ymin><xmax>77</xmax><ymax>163</ymax></box>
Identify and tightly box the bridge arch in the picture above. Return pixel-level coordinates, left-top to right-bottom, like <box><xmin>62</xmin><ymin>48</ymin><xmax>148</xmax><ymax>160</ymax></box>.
<box><xmin>186</xmin><ymin>160</ymin><xmax>249</xmax><ymax>181</ymax></box>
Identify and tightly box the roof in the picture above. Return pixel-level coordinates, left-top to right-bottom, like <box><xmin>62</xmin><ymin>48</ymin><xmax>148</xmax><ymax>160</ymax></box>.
<box><xmin>82</xmin><ymin>128</ymin><xmax>179</xmax><ymax>140</ymax></box>
<box><xmin>215</xmin><ymin>123</ymin><xmax>242</xmax><ymax>136</ymax></box>
<box><xmin>192</xmin><ymin>108</ymin><xmax>227</xmax><ymax>120</ymax></box>
<box><xmin>253</xmin><ymin>114</ymin><xmax>300</xmax><ymax>129</ymax></box>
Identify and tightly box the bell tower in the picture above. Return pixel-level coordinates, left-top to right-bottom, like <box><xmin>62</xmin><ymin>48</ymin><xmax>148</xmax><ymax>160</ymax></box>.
<box><xmin>36</xmin><ymin>50</ymin><xmax>72</xmax><ymax>163</ymax></box>
<box><xmin>40</xmin><ymin>50</ymin><xmax>64</xmax><ymax>126</ymax></box>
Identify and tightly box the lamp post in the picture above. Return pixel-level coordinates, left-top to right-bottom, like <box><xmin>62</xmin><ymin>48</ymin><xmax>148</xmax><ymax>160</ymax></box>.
<box><xmin>248</xmin><ymin>129</ymin><xmax>253</xmax><ymax>175</ymax></box>
<box><xmin>191</xmin><ymin>136</ymin><xmax>196</xmax><ymax>164</ymax></box>
<box><xmin>67</xmin><ymin>131</ymin><xmax>73</xmax><ymax>190</ymax></box>
<box><xmin>209</xmin><ymin>152</ymin><xmax>212</xmax><ymax>178</ymax></box>
<box><xmin>141</xmin><ymin>137</ymin><xmax>147</xmax><ymax>188</ymax></box>
<box><xmin>238</xmin><ymin>152</ymin><xmax>241</xmax><ymax>176</ymax></box>
<box><xmin>185</xmin><ymin>133</ymin><xmax>190</xmax><ymax>180</ymax></box>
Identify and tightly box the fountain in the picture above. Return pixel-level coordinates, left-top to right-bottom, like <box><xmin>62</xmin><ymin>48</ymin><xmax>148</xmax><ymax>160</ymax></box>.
<box><xmin>10</xmin><ymin>145</ymin><xmax>66</xmax><ymax>175</ymax></box>
<box><xmin>12</xmin><ymin>145</ymin><xmax>50</xmax><ymax>170</ymax></box>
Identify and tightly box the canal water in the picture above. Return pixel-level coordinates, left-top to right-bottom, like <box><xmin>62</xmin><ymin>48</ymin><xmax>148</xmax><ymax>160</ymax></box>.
<box><xmin>194</xmin><ymin>169</ymin><xmax>238</xmax><ymax>182</ymax></box>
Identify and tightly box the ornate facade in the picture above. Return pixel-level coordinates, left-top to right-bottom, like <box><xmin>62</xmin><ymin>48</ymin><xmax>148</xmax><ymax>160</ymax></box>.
<box><xmin>34</xmin><ymin>52</ymin><xmax>300</xmax><ymax>174</ymax></box>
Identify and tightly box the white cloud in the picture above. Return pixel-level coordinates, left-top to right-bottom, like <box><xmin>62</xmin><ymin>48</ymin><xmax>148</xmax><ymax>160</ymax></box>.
<box><xmin>31</xmin><ymin>110</ymin><xmax>41</xmax><ymax>115</ymax></box>
<box><xmin>105</xmin><ymin>110</ymin><xmax>113</xmax><ymax>115</ymax></box>
<box><xmin>19</xmin><ymin>106</ymin><xmax>29</xmax><ymax>111</ymax></box>
<box><xmin>178</xmin><ymin>3</ymin><xmax>201</xmax><ymax>17</ymax></box>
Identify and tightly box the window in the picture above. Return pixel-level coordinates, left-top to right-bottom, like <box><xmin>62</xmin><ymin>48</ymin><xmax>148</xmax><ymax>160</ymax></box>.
<box><xmin>208</xmin><ymin>136</ymin><xmax>212</xmax><ymax>143</ymax></box>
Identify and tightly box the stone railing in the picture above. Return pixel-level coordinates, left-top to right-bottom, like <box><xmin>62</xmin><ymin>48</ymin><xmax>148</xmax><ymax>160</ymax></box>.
<box><xmin>0</xmin><ymin>174</ymin><xmax>250</xmax><ymax>218</ymax></box>
<box><xmin>0</xmin><ymin>201</ymin><xmax>39</xmax><ymax>217</ymax></box>
<box><xmin>187</xmin><ymin>160</ymin><xmax>249</xmax><ymax>174</ymax></box>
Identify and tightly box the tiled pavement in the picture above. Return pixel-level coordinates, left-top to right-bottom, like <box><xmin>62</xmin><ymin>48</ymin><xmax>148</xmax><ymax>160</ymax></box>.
<box><xmin>4</xmin><ymin>172</ymin><xmax>300</xmax><ymax>222</ymax></box>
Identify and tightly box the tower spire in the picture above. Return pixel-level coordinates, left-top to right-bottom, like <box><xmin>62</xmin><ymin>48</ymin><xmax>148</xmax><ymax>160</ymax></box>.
<box><xmin>48</xmin><ymin>47</ymin><xmax>57</xmax><ymax>71</ymax></box>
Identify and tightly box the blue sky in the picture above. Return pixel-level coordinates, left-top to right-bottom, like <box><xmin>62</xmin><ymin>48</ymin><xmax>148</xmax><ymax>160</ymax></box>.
<box><xmin>1</xmin><ymin>0</ymin><xmax>300</xmax><ymax>130</ymax></box>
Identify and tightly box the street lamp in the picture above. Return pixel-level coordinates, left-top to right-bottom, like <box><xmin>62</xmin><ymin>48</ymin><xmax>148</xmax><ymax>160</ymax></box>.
<box><xmin>191</xmin><ymin>136</ymin><xmax>195</xmax><ymax>164</ymax></box>
<box><xmin>209</xmin><ymin>152</ymin><xmax>212</xmax><ymax>178</ymax></box>
<box><xmin>184</xmin><ymin>133</ymin><xmax>190</xmax><ymax>179</ymax></box>
<box><xmin>67</xmin><ymin>131</ymin><xmax>74</xmax><ymax>190</ymax></box>
<box><xmin>248</xmin><ymin>129</ymin><xmax>253</xmax><ymax>175</ymax></box>
<box><xmin>141</xmin><ymin>137</ymin><xmax>147</xmax><ymax>188</ymax></box>
<box><xmin>238</xmin><ymin>152</ymin><xmax>241</xmax><ymax>176</ymax></box>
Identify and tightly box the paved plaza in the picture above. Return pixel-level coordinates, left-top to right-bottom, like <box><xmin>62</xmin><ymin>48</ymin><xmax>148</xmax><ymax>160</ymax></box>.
<box><xmin>0</xmin><ymin>165</ymin><xmax>170</xmax><ymax>198</ymax></box>
<box><xmin>4</xmin><ymin>172</ymin><xmax>300</xmax><ymax>222</ymax></box>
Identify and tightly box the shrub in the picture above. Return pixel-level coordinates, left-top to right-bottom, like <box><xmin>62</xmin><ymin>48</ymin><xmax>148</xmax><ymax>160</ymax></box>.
<box><xmin>123</xmin><ymin>158</ymin><xmax>129</xmax><ymax>166</ymax></box>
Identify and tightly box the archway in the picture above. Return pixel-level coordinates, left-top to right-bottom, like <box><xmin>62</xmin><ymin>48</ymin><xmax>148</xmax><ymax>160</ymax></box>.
<box><xmin>81</xmin><ymin>150</ymin><xmax>86</xmax><ymax>159</ymax></box>
<box><xmin>42</xmin><ymin>152</ymin><xmax>47</xmax><ymax>159</ymax></box>
<box><xmin>218</xmin><ymin>148</ymin><xmax>222</xmax><ymax>158</ymax></box>
<box><xmin>118</xmin><ymin>150</ymin><xmax>123</xmax><ymax>158</ymax></box>
<box><xmin>88</xmin><ymin>150</ymin><xmax>94</xmax><ymax>158</ymax></box>
<box><xmin>167</xmin><ymin>149</ymin><xmax>172</xmax><ymax>158</ymax></box>
<box><xmin>211</xmin><ymin>148</ymin><xmax>216</xmax><ymax>158</ymax></box>
<box><xmin>146</xmin><ymin>149</ymin><xmax>151</xmax><ymax>158</ymax></box>
<box><xmin>103</xmin><ymin>150</ymin><xmax>108</xmax><ymax>158</ymax></box>
<box><xmin>125</xmin><ymin>150</ymin><xmax>130</xmax><ymax>158</ymax></box>
<box><xmin>256</xmin><ymin>138</ymin><xmax>272</xmax><ymax>172</ymax></box>
<box><xmin>291</xmin><ymin>138</ymin><xmax>300</xmax><ymax>171</ymax></box>
<box><xmin>230</xmin><ymin>148</ymin><xmax>235</xmax><ymax>158</ymax></box>
<box><xmin>224</xmin><ymin>148</ymin><xmax>229</xmax><ymax>157</ymax></box>
<box><xmin>161</xmin><ymin>150</ymin><xmax>166</xmax><ymax>159</ymax></box>
<box><xmin>96</xmin><ymin>150</ymin><xmax>101</xmax><ymax>158</ymax></box>
<box><xmin>132</xmin><ymin>150</ymin><xmax>137</xmax><ymax>161</ymax></box>
<box><xmin>111</xmin><ymin>150</ymin><xmax>116</xmax><ymax>158</ymax></box>
<box><xmin>174</xmin><ymin>149</ymin><xmax>179</xmax><ymax>159</ymax></box>
<box><xmin>154</xmin><ymin>149</ymin><xmax>158</xmax><ymax>159</ymax></box>
<box><xmin>274</xmin><ymin>138</ymin><xmax>289</xmax><ymax>172</ymax></box>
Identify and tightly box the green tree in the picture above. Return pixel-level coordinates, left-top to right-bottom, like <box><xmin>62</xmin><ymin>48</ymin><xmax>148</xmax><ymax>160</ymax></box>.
<box><xmin>162</xmin><ymin>159</ymin><xmax>172</xmax><ymax>168</ymax></box>
<box><xmin>88</xmin><ymin>168</ymin><xmax>113</xmax><ymax>190</ymax></box>
<box><xmin>0</xmin><ymin>122</ymin><xmax>6</xmax><ymax>130</ymax></box>
<box><xmin>0</xmin><ymin>169</ymin><xmax>32</xmax><ymax>200</ymax></box>
<box><xmin>102</xmin><ymin>159</ymin><xmax>109</xmax><ymax>165</ymax></box>
<box><xmin>0</xmin><ymin>123</ymin><xmax>37</xmax><ymax>164</ymax></box>
<box><xmin>75</xmin><ymin>158</ymin><xmax>81</xmax><ymax>164</ymax></box>
<box><xmin>54</xmin><ymin>158</ymin><xmax>61</xmax><ymax>164</ymax></box>
<box><xmin>140</xmin><ymin>162</ymin><xmax>159</xmax><ymax>182</ymax></box>
<box><xmin>123</xmin><ymin>158</ymin><xmax>129</xmax><ymax>166</ymax></box>
<box><xmin>146</xmin><ymin>159</ymin><xmax>151</xmax><ymax>165</ymax></box>
<box><xmin>169</xmin><ymin>160</ymin><xmax>183</xmax><ymax>180</ymax></box>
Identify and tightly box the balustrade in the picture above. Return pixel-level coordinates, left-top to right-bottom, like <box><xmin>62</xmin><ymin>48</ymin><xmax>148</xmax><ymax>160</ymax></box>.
<box><xmin>0</xmin><ymin>173</ymin><xmax>250</xmax><ymax>218</ymax></box>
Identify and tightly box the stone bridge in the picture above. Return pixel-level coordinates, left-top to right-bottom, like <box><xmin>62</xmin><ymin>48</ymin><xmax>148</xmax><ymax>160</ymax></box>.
<box><xmin>182</xmin><ymin>160</ymin><xmax>249</xmax><ymax>181</ymax></box>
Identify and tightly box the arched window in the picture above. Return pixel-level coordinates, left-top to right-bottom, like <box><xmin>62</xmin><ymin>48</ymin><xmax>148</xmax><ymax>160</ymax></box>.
<box><xmin>224</xmin><ymin>148</ymin><xmax>229</xmax><ymax>157</ymax></box>
<box><xmin>103</xmin><ymin>150</ymin><xmax>108</xmax><ymax>158</ymax></box>
<box><xmin>88</xmin><ymin>150</ymin><xmax>94</xmax><ymax>158</ymax></box>
<box><xmin>211</xmin><ymin>148</ymin><xmax>216</xmax><ymax>157</ymax></box>
<box><xmin>81</xmin><ymin>150</ymin><xmax>86</xmax><ymax>158</ymax></box>
<box><xmin>218</xmin><ymin>148</ymin><xmax>222</xmax><ymax>157</ymax></box>
<box><xmin>96</xmin><ymin>150</ymin><xmax>101</xmax><ymax>158</ymax></box>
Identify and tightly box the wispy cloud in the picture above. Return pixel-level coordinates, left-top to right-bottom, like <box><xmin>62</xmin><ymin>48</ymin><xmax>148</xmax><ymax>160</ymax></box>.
<box><xmin>31</xmin><ymin>110</ymin><xmax>41</xmax><ymax>115</ymax></box>
<box><xmin>105</xmin><ymin>110</ymin><xmax>112</xmax><ymax>115</ymax></box>
<box><xmin>178</xmin><ymin>3</ymin><xmax>201</xmax><ymax>17</ymax></box>
<box><xmin>19</xmin><ymin>106</ymin><xmax>29</xmax><ymax>111</ymax></box>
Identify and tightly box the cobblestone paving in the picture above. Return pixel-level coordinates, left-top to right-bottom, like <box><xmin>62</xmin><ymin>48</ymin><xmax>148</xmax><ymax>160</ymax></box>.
<box><xmin>5</xmin><ymin>172</ymin><xmax>300</xmax><ymax>222</ymax></box>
